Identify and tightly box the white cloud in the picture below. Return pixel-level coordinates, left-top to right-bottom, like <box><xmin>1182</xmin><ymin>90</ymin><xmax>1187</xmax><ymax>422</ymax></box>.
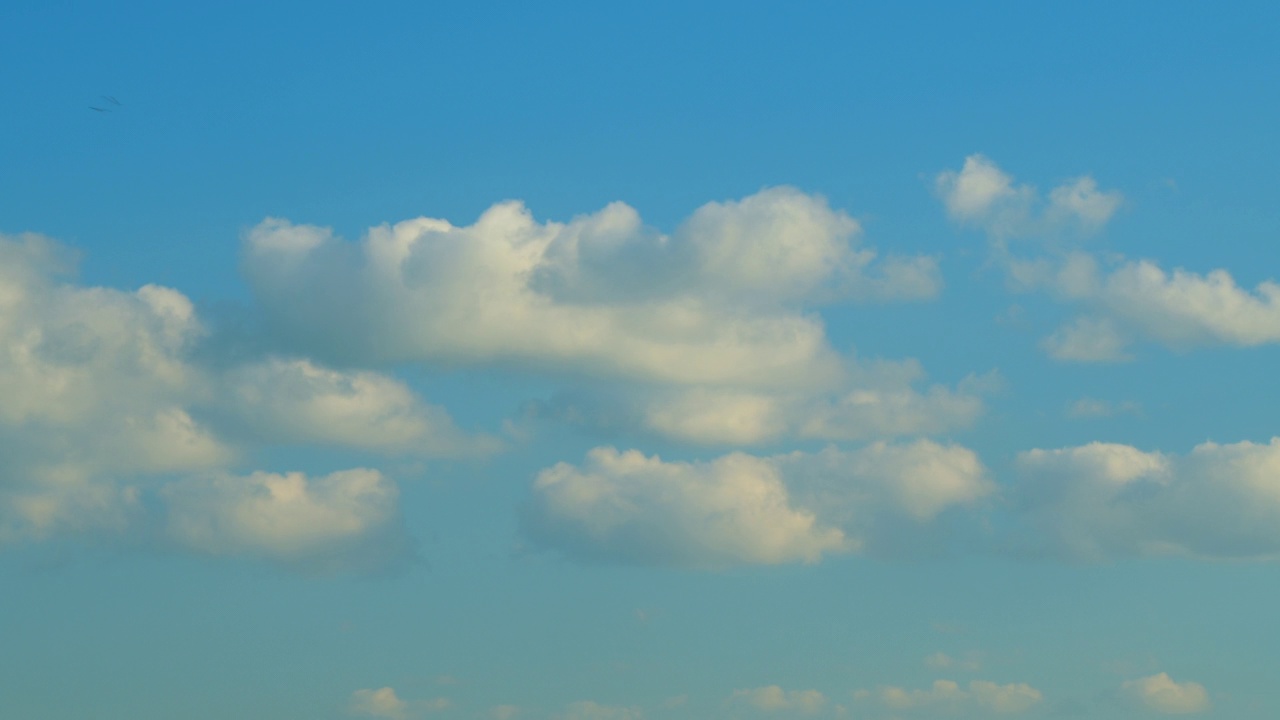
<box><xmin>1034</xmin><ymin>257</ymin><xmax>1280</xmax><ymax>360</ymax></box>
<box><xmin>1122</xmin><ymin>673</ymin><xmax>1210</xmax><ymax>714</ymax></box>
<box><xmin>220</xmin><ymin>357</ymin><xmax>498</xmax><ymax>456</ymax></box>
<box><xmin>526</xmin><ymin>359</ymin><xmax>989</xmax><ymax>447</ymax></box>
<box><xmin>242</xmin><ymin>188</ymin><xmax>938</xmax><ymax>392</ymax></box>
<box><xmin>526</xmin><ymin>447</ymin><xmax>847</xmax><ymax>567</ymax></box>
<box><xmin>731</xmin><ymin>685</ymin><xmax>826</xmax><ymax>714</ymax></box>
<box><xmin>935</xmin><ymin>154</ymin><xmax>1120</xmax><ymax>240</ymax></box>
<box><xmin>0</xmin><ymin>233</ymin><xmax>230</xmax><ymax>542</ymax></box>
<box><xmin>0</xmin><ymin>232</ymin><xmax>477</xmax><ymax>567</ymax></box>
<box><xmin>1042</xmin><ymin>316</ymin><xmax>1132</xmax><ymax>362</ymax></box>
<box><xmin>924</xmin><ymin>651</ymin><xmax>981</xmax><ymax>672</ymax></box>
<box><xmin>350</xmin><ymin>687</ymin><xmax>409</xmax><ymax>719</ymax></box>
<box><xmin>869</xmin><ymin>679</ymin><xmax>1042</xmax><ymax>714</ymax></box>
<box><xmin>490</xmin><ymin>705</ymin><xmax>520</xmax><ymax>720</ymax></box>
<box><xmin>524</xmin><ymin>441</ymin><xmax>990</xmax><ymax>568</ymax></box>
<box><xmin>1015</xmin><ymin>437</ymin><xmax>1280</xmax><ymax>560</ymax></box>
<box><xmin>559</xmin><ymin>700</ymin><xmax>643</xmax><ymax>720</ymax></box>
<box><xmin>162</xmin><ymin>468</ymin><xmax>405</xmax><ymax>570</ymax></box>
<box><xmin>938</xmin><ymin>157</ymin><xmax>1280</xmax><ymax>359</ymax></box>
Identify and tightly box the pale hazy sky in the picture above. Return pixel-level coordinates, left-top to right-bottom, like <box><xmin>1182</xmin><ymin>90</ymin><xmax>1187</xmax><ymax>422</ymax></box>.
<box><xmin>3</xmin><ymin>2</ymin><xmax>1279</xmax><ymax>719</ymax></box>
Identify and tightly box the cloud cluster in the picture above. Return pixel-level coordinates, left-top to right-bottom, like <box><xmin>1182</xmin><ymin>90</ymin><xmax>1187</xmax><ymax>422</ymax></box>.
<box><xmin>524</xmin><ymin>441</ymin><xmax>990</xmax><ymax>568</ymax></box>
<box><xmin>938</xmin><ymin>155</ymin><xmax>1280</xmax><ymax>361</ymax></box>
<box><xmin>936</xmin><ymin>154</ymin><xmax>1122</xmax><ymax>241</ymax></box>
<box><xmin>1014</xmin><ymin>437</ymin><xmax>1280</xmax><ymax>560</ymax></box>
<box><xmin>0</xmin><ymin>232</ymin><xmax>483</xmax><ymax>568</ymax></box>
<box><xmin>244</xmin><ymin>188</ymin><xmax>938</xmax><ymax>383</ymax></box>
<box><xmin>244</xmin><ymin>189</ymin><xmax>977</xmax><ymax>446</ymax></box>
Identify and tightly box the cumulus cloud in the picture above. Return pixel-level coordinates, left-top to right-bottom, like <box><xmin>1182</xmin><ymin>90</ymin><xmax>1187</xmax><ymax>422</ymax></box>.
<box><xmin>218</xmin><ymin>357</ymin><xmax>498</xmax><ymax>455</ymax></box>
<box><xmin>0</xmin><ymin>232</ymin><xmax>462</xmax><ymax>568</ymax></box>
<box><xmin>938</xmin><ymin>156</ymin><xmax>1280</xmax><ymax>360</ymax></box>
<box><xmin>1122</xmin><ymin>673</ymin><xmax>1209</xmax><ymax>714</ymax></box>
<box><xmin>936</xmin><ymin>154</ymin><xmax>1121</xmax><ymax>241</ymax></box>
<box><xmin>730</xmin><ymin>685</ymin><xmax>826</xmax><ymax>714</ymax></box>
<box><xmin>0</xmin><ymin>233</ymin><xmax>229</xmax><ymax>541</ymax></box>
<box><xmin>162</xmin><ymin>468</ymin><xmax>408</xmax><ymax>571</ymax></box>
<box><xmin>1014</xmin><ymin>437</ymin><xmax>1280</xmax><ymax>560</ymax></box>
<box><xmin>867</xmin><ymin>679</ymin><xmax>1042</xmax><ymax>714</ymax></box>
<box><xmin>242</xmin><ymin>188</ymin><xmax>938</xmax><ymax>391</ymax></box>
<box><xmin>349</xmin><ymin>687</ymin><xmax>409</xmax><ymax>719</ymax></box>
<box><xmin>1049</xmin><ymin>260</ymin><xmax>1280</xmax><ymax>358</ymax></box>
<box><xmin>524</xmin><ymin>441</ymin><xmax>990</xmax><ymax>568</ymax></box>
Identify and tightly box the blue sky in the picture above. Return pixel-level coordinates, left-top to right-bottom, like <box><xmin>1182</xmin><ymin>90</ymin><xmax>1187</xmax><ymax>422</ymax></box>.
<box><xmin>4</xmin><ymin>2</ymin><xmax>1280</xmax><ymax>719</ymax></box>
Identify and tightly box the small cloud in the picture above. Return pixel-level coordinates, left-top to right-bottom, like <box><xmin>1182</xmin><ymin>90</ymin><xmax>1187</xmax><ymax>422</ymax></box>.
<box><xmin>490</xmin><ymin>705</ymin><xmax>520</xmax><ymax>720</ymax></box>
<box><xmin>1067</xmin><ymin>398</ymin><xmax>1141</xmax><ymax>419</ymax></box>
<box><xmin>349</xmin><ymin>688</ymin><xmax>408</xmax><ymax>720</ymax></box>
<box><xmin>1122</xmin><ymin>673</ymin><xmax>1209</xmax><ymax>714</ymax></box>
<box><xmin>925</xmin><ymin>651</ymin><xmax>981</xmax><ymax>671</ymax></box>
<box><xmin>730</xmin><ymin>686</ymin><xmax>825</xmax><ymax>714</ymax></box>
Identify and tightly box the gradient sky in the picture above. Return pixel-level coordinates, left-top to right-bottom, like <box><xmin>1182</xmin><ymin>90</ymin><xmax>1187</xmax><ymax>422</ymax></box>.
<box><xmin>3</xmin><ymin>3</ymin><xmax>1280</xmax><ymax>719</ymax></box>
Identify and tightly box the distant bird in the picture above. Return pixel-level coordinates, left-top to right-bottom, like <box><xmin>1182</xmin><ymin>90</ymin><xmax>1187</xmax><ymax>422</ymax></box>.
<box><xmin>89</xmin><ymin>95</ymin><xmax>122</xmax><ymax>113</ymax></box>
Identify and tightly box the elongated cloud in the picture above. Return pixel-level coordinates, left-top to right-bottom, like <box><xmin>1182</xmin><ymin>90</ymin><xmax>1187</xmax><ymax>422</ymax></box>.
<box><xmin>1014</xmin><ymin>437</ymin><xmax>1280</xmax><ymax>560</ymax></box>
<box><xmin>524</xmin><ymin>441</ymin><xmax>990</xmax><ymax>568</ymax></box>
<box><xmin>730</xmin><ymin>685</ymin><xmax>825</xmax><ymax>714</ymax></box>
<box><xmin>243</xmin><ymin>188</ymin><xmax>939</xmax><ymax>391</ymax></box>
<box><xmin>866</xmin><ymin>679</ymin><xmax>1043</xmax><ymax>714</ymax></box>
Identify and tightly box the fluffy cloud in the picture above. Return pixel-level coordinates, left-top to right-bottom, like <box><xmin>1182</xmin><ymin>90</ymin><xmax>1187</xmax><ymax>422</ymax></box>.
<box><xmin>219</xmin><ymin>357</ymin><xmax>498</xmax><ymax>455</ymax></box>
<box><xmin>350</xmin><ymin>687</ymin><xmax>409</xmax><ymax>719</ymax></box>
<box><xmin>1014</xmin><ymin>437</ymin><xmax>1280</xmax><ymax>560</ymax></box>
<box><xmin>243</xmin><ymin>189</ymin><xmax>938</xmax><ymax>390</ymax></box>
<box><xmin>1044</xmin><ymin>259</ymin><xmax>1280</xmax><ymax>360</ymax></box>
<box><xmin>938</xmin><ymin>156</ymin><xmax>1280</xmax><ymax>360</ymax></box>
<box><xmin>527</xmin><ymin>360</ymin><xmax>990</xmax><ymax>447</ymax></box>
<box><xmin>646</xmin><ymin>363</ymin><xmax>990</xmax><ymax>446</ymax></box>
<box><xmin>1122</xmin><ymin>673</ymin><xmax>1210</xmax><ymax>714</ymax></box>
<box><xmin>730</xmin><ymin>685</ymin><xmax>825</xmax><ymax>714</ymax></box>
<box><xmin>0</xmin><ymin>232</ymin><xmax>467</xmax><ymax>568</ymax></box>
<box><xmin>936</xmin><ymin>154</ymin><xmax>1121</xmax><ymax>240</ymax></box>
<box><xmin>524</xmin><ymin>441</ymin><xmax>990</xmax><ymax>568</ymax></box>
<box><xmin>868</xmin><ymin>679</ymin><xmax>1042</xmax><ymax>714</ymax></box>
<box><xmin>0</xmin><ymin>233</ymin><xmax>229</xmax><ymax>541</ymax></box>
<box><xmin>162</xmin><ymin>468</ymin><xmax>406</xmax><ymax>570</ymax></box>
